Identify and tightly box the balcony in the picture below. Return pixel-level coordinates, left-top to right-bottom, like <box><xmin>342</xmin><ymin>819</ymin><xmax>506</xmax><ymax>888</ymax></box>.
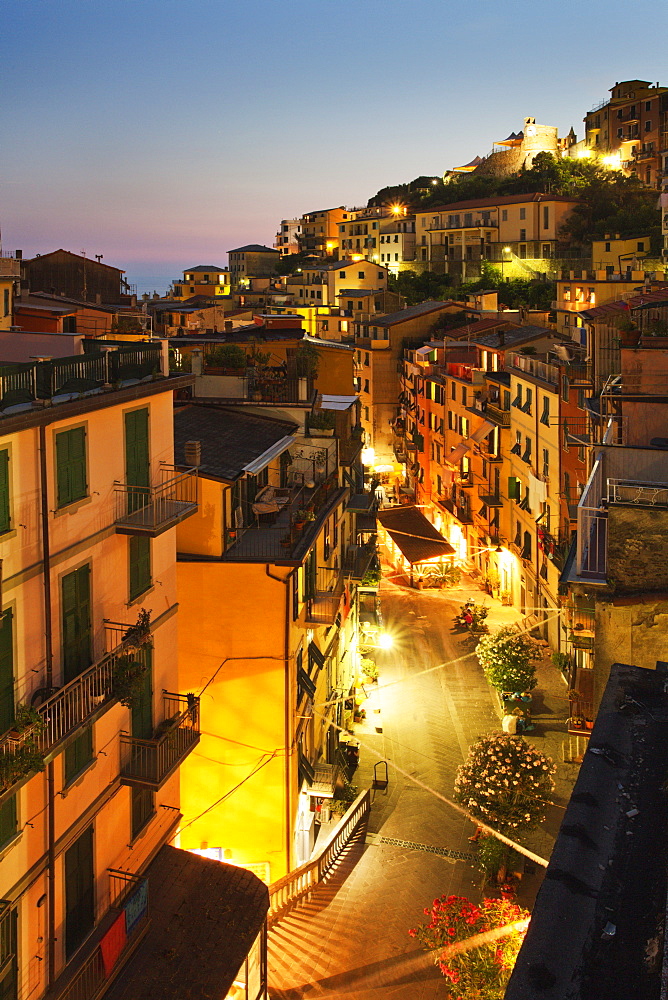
<box><xmin>47</xmin><ymin>869</ymin><xmax>149</xmax><ymax>1000</ymax></box>
<box><xmin>485</xmin><ymin>402</ymin><xmax>511</xmax><ymax>427</ymax></box>
<box><xmin>0</xmin><ymin>626</ymin><xmax>152</xmax><ymax>805</ymax></box>
<box><xmin>339</xmin><ymin>432</ymin><xmax>364</xmax><ymax>466</ymax></box>
<box><xmin>439</xmin><ymin>497</ymin><xmax>473</xmax><ymax>524</ymax></box>
<box><xmin>344</xmin><ymin>540</ymin><xmax>378</xmax><ymax>581</ymax></box>
<box><xmin>506</xmin><ymin>353</ymin><xmax>559</xmax><ymax>386</ymax></box>
<box><xmin>565</xmin><ymin>605</ymin><xmax>596</xmax><ymax>648</ymax></box>
<box><xmin>114</xmin><ymin>466</ymin><xmax>198</xmax><ymax>536</ymax></box>
<box><xmin>306</xmin><ymin>567</ymin><xmax>346</xmax><ymax>625</ymax></box>
<box><xmin>120</xmin><ymin>693</ymin><xmax>200</xmax><ymax>790</ymax></box>
<box><xmin>224</xmin><ymin>473</ymin><xmax>348</xmax><ymax>563</ymax></box>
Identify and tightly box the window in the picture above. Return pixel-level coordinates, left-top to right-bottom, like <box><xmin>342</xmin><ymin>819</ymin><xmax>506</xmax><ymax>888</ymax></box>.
<box><xmin>451</xmin><ymin>382</ymin><xmax>456</xmax><ymax>400</ymax></box>
<box><xmin>65</xmin><ymin>728</ymin><xmax>93</xmax><ymax>784</ymax></box>
<box><xmin>364</xmin><ymin>379</ymin><xmax>369</xmax><ymax>393</ymax></box>
<box><xmin>542</xmin><ymin>448</ymin><xmax>549</xmax><ymax>480</ymax></box>
<box><xmin>364</xmin><ymin>353</ymin><xmax>370</xmax><ymax>366</ymax></box>
<box><xmin>646</xmin><ymin>100</ymin><xmax>652</xmax><ymax>112</ymax></box>
<box><xmin>512</xmin><ymin>384</ymin><xmax>523</xmax><ymax>408</ymax></box>
<box><xmin>519</xmin><ymin>208</ymin><xmax>526</xmax><ymax>220</ymax></box>
<box><xmin>522</xmin><ymin>437</ymin><xmax>532</xmax><ymax>464</ymax></box>
<box><xmin>605</xmin><ymin>241</ymin><xmax>611</xmax><ymax>252</ymax></box>
<box><xmin>129</xmin><ymin>536</ymin><xmax>151</xmax><ymax>601</ymax></box>
<box><xmin>358</xmin><ymin>271</ymin><xmax>365</xmax><ymax>280</ymax></box>
<box><xmin>65</xmin><ymin>825</ymin><xmax>94</xmax><ymax>958</ymax></box>
<box><xmin>561</xmin><ymin>374</ymin><xmax>570</xmax><ymax>403</ymax></box>
<box><xmin>511</xmin><ymin>431</ymin><xmax>522</xmax><ymax>456</ymax></box>
<box><xmin>339</xmin><ymin>271</ymin><xmax>345</xmax><ymax>278</ymax></box>
<box><xmin>56</xmin><ymin>427</ymin><xmax>87</xmax><ymax>508</ymax></box>
<box><xmin>62</xmin><ymin>565</ymin><xmax>91</xmax><ymax>683</ymax></box>
<box><xmin>645</xmin><ymin>120</ymin><xmax>652</xmax><ymax>132</ymax></box>
<box><xmin>542</xmin><ymin>244</ymin><xmax>551</xmax><ymax>258</ymax></box>
<box><xmin>0</xmin><ymin>795</ymin><xmax>17</xmax><ymax>849</ymax></box>
<box><xmin>540</xmin><ymin>396</ymin><xmax>550</xmax><ymax>426</ymax></box>
<box><xmin>2</xmin><ymin>290</ymin><xmax>8</xmax><ymax>318</ymax></box>
<box><xmin>461</xmin><ymin>417</ymin><xmax>469</xmax><ymax>438</ymax></box>
<box><xmin>461</xmin><ymin>386</ymin><xmax>467</xmax><ymax>406</ymax></box>
<box><xmin>131</xmin><ymin>787</ymin><xmax>155</xmax><ymax>840</ymax></box>
<box><xmin>0</xmin><ymin>451</ymin><xmax>9</xmax><ymax>535</ymax></box>
<box><xmin>0</xmin><ymin>609</ymin><xmax>14</xmax><ymax>737</ymax></box>
<box><xmin>501</xmin><ymin>210</ymin><xmax>508</xmax><ymax>222</ymax></box>
<box><xmin>637</xmin><ymin>241</ymin><xmax>645</xmax><ymax>252</ymax></box>
<box><xmin>543</xmin><ymin>206</ymin><xmax>549</xmax><ymax>229</ymax></box>
<box><xmin>521</xmin><ymin>387</ymin><xmax>533</xmax><ymax>414</ymax></box>
<box><xmin>617</xmin><ymin>127</ymin><xmax>623</xmax><ymax>138</ymax></box>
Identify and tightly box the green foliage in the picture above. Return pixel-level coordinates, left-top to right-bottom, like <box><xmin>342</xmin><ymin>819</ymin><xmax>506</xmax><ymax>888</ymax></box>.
<box><xmin>275</xmin><ymin>251</ymin><xmax>319</xmax><ymax>276</ymax></box>
<box><xmin>476</xmin><ymin>626</ymin><xmax>540</xmax><ymax>693</ymax></box>
<box><xmin>112</xmin><ymin>654</ymin><xmax>149</xmax><ymax>710</ymax></box>
<box><xmin>409</xmin><ymin>894</ymin><xmax>529</xmax><ymax>998</ymax></box>
<box><xmin>388</xmin><ymin>269</ymin><xmax>454</xmax><ymax>306</ymax></box>
<box><xmin>475</xmin><ymin>834</ymin><xmax>522</xmax><ymax>883</ymax></box>
<box><xmin>206</xmin><ymin>344</ymin><xmax>246</xmax><ymax>370</ymax></box>
<box><xmin>14</xmin><ymin>704</ymin><xmax>46</xmax><ymax>734</ymax></box>
<box><xmin>308</xmin><ymin>408</ymin><xmax>335</xmax><ymax>430</ymax></box>
<box><xmin>0</xmin><ymin>742</ymin><xmax>45</xmax><ymax>789</ymax></box>
<box><xmin>360</xmin><ymin>657</ymin><xmax>378</xmax><ymax>681</ymax></box>
<box><xmin>122</xmin><ymin>609</ymin><xmax>153</xmax><ymax>650</ymax></box>
<box><xmin>455</xmin><ymin>733</ymin><xmax>555</xmax><ymax>832</ymax></box>
<box><xmin>331</xmin><ymin>779</ymin><xmax>359</xmax><ymax>815</ymax></box>
<box><xmin>551</xmin><ymin>651</ymin><xmax>571</xmax><ymax>674</ymax></box>
<box><xmin>461</xmin><ymin>263</ymin><xmax>555</xmax><ymax>312</ymax></box>
<box><xmin>295</xmin><ymin>342</ymin><xmax>320</xmax><ymax>378</ymax></box>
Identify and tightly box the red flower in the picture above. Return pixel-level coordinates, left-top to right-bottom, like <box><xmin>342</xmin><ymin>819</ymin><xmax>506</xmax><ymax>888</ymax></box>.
<box><xmin>448</xmin><ymin>927</ymin><xmax>456</xmax><ymax>936</ymax></box>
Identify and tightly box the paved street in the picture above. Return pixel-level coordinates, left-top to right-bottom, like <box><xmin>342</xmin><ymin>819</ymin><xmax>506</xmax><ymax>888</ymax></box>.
<box><xmin>268</xmin><ymin>575</ymin><xmax>576</xmax><ymax>999</ymax></box>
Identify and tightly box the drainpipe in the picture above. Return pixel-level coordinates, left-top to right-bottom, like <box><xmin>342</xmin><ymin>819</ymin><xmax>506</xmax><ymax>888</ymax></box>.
<box><xmin>265</xmin><ymin>565</ymin><xmax>294</xmax><ymax>875</ymax></box>
<box><xmin>38</xmin><ymin>423</ymin><xmax>56</xmax><ymax>988</ymax></box>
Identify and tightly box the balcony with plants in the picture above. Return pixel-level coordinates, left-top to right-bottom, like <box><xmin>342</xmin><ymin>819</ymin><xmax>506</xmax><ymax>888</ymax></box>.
<box><xmin>0</xmin><ymin>614</ymin><xmax>155</xmax><ymax>806</ymax></box>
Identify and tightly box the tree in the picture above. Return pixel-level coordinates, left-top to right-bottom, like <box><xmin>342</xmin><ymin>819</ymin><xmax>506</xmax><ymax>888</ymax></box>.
<box><xmin>475</xmin><ymin>626</ymin><xmax>540</xmax><ymax>693</ymax></box>
<box><xmin>454</xmin><ymin>733</ymin><xmax>555</xmax><ymax>832</ymax></box>
<box><xmin>409</xmin><ymin>894</ymin><xmax>530</xmax><ymax>998</ymax></box>
<box><xmin>295</xmin><ymin>341</ymin><xmax>320</xmax><ymax>378</ymax></box>
<box><xmin>388</xmin><ymin>269</ymin><xmax>454</xmax><ymax>306</ymax></box>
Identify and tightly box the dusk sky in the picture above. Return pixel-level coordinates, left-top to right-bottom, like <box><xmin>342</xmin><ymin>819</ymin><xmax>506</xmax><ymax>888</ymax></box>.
<box><xmin>2</xmin><ymin>0</ymin><xmax>666</xmax><ymax>295</ymax></box>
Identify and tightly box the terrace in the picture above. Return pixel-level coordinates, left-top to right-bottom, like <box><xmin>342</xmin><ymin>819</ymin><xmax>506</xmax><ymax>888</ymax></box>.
<box><xmin>120</xmin><ymin>692</ymin><xmax>200</xmax><ymax>790</ymax></box>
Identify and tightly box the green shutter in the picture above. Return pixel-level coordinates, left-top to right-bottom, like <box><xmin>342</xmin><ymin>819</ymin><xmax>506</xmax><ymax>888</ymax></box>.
<box><xmin>0</xmin><ymin>452</ymin><xmax>10</xmax><ymax>534</ymax></box>
<box><xmin>131</xmin><ymin>647</ymin><xmax>152</xmax><ymax>740</ymax></box>
<box><xmin>56</xmin><ymin>428</ymin><xmax>87</xmax><ymax>508</ymax></box>
<box><xmin>0</xmin><ymin>796</ymin><xmax>17</xmax><ymax>848</ymax></box>
<box><xmin>129</xmin><ymin>537</ymin><xmax>151</xmax><ymax>601</ymax></box>
<box><xmin>64</xmin><ymin>728</ymin><xmax>93</xmax><ymax>784</ymax></box>
<box><xmin>508</xmin><ymin>476</ymin><xmax>520</xmax><ymax>501</ymax></box>
<box><xmin>131</xmin><ymin>787</ymin><xmax>154</xmax><ymax>840</ymax></box>
<box><xmin>0</xmin><ymin>903</ymin><xmax>17</xmax><ymax>1000</ymax></box>
<box><xmin>62</xmin><ymin>565</ymin><xmax>91</xmax><ymax>683</ymax></box>
<box><xmin>65</xmin><ymin>825</ymin><xmax>94</xmax><ymax>959</ymax></box>
<box><xmin>125</xmin><ymin>409</ymin><xmax>150</xmax><ymax>488</ymax></box>
<box><xmin>0</xmin><ymin>611</ymin><xmax>13</xmax><ymax>735</ymax></box>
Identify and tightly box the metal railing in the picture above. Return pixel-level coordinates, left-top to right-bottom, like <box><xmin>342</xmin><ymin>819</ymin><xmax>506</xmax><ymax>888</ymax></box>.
<box><xmin>506</xmin><ymin>353</ymin><xmax>559</xmax><ymax>385</ymax></box>
<box><xmin>485</xmin><ymin>402</ymin><xmax>511</xmax><ymax>427</ymax></box>
<box><xmin>306</xmin><ymin>567</ymin><xmax>346</xmax><ymax>625</ymax></box>
<box><xmin>607</xmin><ymin>478</ymin><xmax>668</xmax><ymax>508</ymax></box>
<box><xmin>0</xmin><ymin>630</ymin><xmax>151</xmax><ymax>796</ymax></box>
<box><xmin>268</xmin><ymin>788</ymin><xmax>370</xmax><ymax>925</ymax></box>
<box><xmin>344</xmin><ymin>540</ymin><xmax>377</xmax><ymax>581</ymax></box>
<box><xmin>120</xmin><ymin>692</ymin><xmax>200</xmax><ymax>789</ymax></box>
<box><xmin>56</xmin><ymin>870</ymin><xmax>149</xmax><ymax>1000</ymax></box>
<box><xmin>114</xmin><ymin>466</ymin><xmax>198</xmax><ymax>534</ymax></box>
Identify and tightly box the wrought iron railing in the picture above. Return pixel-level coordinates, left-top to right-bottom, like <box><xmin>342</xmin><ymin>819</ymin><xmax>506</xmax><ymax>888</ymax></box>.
<box><xmin>114</xmin><ymin>466</ymin><xmax>198</xmax><ymax>534</ymax></box>
<box><xmin>306</xmin><ymin>567</ymin><xmax>346</xmax><ymax>625</ymax></box>
<box><xmin>55</xmin><ymin>870</ymin><xmax>149</xmax><ymax>1000</ymax></box>
<box><xmin>607</xmin><ymin>478</ymin><xmax>668</xmax><ymax>508</ymax></box>
<box><xmin>120</xmin><ymin>693</ymin><xmax>200</xmax><ymax>789</ymax></box>
<box><xmin>268</xmin><ymin>788</ymin><xmax>370</xmax><ymax>924</ymax></box>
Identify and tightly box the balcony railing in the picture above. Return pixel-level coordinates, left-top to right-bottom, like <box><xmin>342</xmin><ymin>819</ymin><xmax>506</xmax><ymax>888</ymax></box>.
<box><xmin>607</xmin><ymin>478</ymin><xmax>668</xmax><ymax>508</ymax></box>
<box><xmin>120</xmin><ymin>692</ymin><xmax>200</xmax><ymax>790</ymax></box>
<box><xmin>306</xmin><ymin>567</ymin><xmax>346</xmax><ymax>625</ymax></box>
<box><xmin>506</xmin><ymin>353</ymin><xmax>559</xmax><ymax>385</ymax></box>
<box><xmin>344</xmin><ymin>540</ymin><xmax>378</xmax><ymax>581</ymax></box>
<box><xmin>485</xmin><ymin>402</ymin><xmax>511</xmax><ymax>427</ymax></box>
<box><xmin>114</xmin><ymin>465</ymin><xmax>198</xmax><ymax>536</ymax></box>
<box><xmin>52</xmin><ymin>870</ymin><xmax>149</xmax><ymax>1000</ymax></box>
<box><xmin>0</xmin><ymin>627</ymin><xmax>151</xmax><ymax>801</ymax></box>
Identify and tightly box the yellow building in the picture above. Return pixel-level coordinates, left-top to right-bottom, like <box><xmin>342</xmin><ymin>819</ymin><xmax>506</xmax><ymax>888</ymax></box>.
<box><xmin>300</xmin><ymin>207</ymin><xmax>349</xmax><ymax>256</ymax></box>
<box><xmin>174</xmin><ymin>399</ymin><xmax>370</xmax><ymax>880</ymax></box>
<box><xmin>172</xmin><ymin>265</ymin><xmax>230</xmax><ymax>299</ymax></box>
<box><xmin>591</xmin><ymin>235</ymin><xmax>654</xmax><ymax>271</ymax></box>
<box><xmin>337</xmin><ymin>206</ymin><xmax>389</xmax><ymax>261</ymax></box>
<box><xmin>0</xmin><ymin>340</ymin><xmax>221</xmax><ymax>998</ymax></box>
<box><xmin>0</xmin><ymin>275</ymin><xmax>14</xmax><ymax>331</ymax></box>
<box><xmin>287</xmin><ymin>259</ymin><xmax>389</xmax><ymax>310</ymax></box>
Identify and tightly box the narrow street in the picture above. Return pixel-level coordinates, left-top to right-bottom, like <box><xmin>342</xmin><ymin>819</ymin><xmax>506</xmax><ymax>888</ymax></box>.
<box><xmin>268</xmin><ymin>576</ymin><xmax>574</xmax><ymax>999</ymax></box>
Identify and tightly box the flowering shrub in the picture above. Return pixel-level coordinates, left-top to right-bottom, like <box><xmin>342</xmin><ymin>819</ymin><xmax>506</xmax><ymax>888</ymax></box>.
<box><xmin>409</xmin><ymin>894</ymin><xmax>529</xmax><ymax>999</ymax></box>
<box><xmin>454</xmin><ymin>733</ymin><xmax>555</xmax><ymax>832</ymax></box>
<box><xmin>476</xmin><ymin>627</ymin><xmax>540</xmax><ymax>693</ymax></box>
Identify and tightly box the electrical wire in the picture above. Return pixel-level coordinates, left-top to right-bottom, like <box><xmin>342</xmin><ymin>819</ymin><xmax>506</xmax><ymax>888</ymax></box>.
<box><xmin>177</xmin><ymin>752</ymin><xmax>278</xmax><ymax>835</ymax></box>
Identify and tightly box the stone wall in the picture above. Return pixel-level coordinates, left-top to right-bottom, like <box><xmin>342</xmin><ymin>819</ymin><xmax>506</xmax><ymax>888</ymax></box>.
<box><xmin>593</xmin><ymin>597</ymin><xmax>668</xmax><ymax>708</ymax></box>
<box><xmin>607</xmin><ymin>505</ymin><xmax>668</xmax><ymax>592</ymax></box>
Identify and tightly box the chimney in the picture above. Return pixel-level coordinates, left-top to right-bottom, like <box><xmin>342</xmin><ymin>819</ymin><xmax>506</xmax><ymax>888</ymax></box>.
<box><xmin>224</xmin><ymin>320</ymin><xmax>233</xmax><ymax>332</ymax></box>
<box><xmin>184</xmin><ymin>440</ymin><xmax>201</xmax><ymax>468</ymax></box>
<box><xmin>498</xmin><ymin>329</ymin><xmax>505</xmax><ymax>346</ymax></box>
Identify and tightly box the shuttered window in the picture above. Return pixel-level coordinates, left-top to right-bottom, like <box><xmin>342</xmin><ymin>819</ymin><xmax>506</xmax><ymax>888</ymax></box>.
<box><xmin>0</xmin><ymin>611</ymin><xmax>14</xmax><ymax>735</ymax></box>
<box><xmin>0</xmin><ymin>797</ymin><xmax>17</xmax><ymax>849</ymax></box>
<box><xmin>55</xmin><ymin>427</ymin><xmax>87</xmax><ymax>508</ymax></box>
<box><xmin>129</xmin><ymin>537</ymin><xmax>151</xmax><ymax>601</ymax></box>
<box><xmin>61</xmin><ymin>565</ymin><xmax>91</xmax><ymax>684</ymax></box>
<box><xmin>64</xmin><ymin>728</ymin><xmax>93</xmax><ymax>785</ymax></box>
<box><xmin>65</xmin><ymin>826</ymin><xmax>95</xmax><ymax>958</ymax></box>
<box><xmin>0</xmin><ymin>452</ymin><xmax>10</xmax><ymax>534</ymax></box>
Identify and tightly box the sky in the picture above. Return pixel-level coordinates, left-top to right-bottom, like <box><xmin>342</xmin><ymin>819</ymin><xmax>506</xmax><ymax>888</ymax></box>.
<box><xmin>2</xmin><ymin>0</ymin><xmax>667</xmax><ymax>295</ymax></box>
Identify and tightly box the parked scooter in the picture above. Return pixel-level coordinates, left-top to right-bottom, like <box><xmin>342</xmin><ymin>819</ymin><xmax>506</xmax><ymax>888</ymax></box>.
<box><xmin>452</xmin><ymin>600</ymin><xmax>475</xmax><ymax>630</ymax></box>
<box><xmin>452</xmin><ymin>601</ymin><xmax>489</xmax><ymax>635</ymax></box>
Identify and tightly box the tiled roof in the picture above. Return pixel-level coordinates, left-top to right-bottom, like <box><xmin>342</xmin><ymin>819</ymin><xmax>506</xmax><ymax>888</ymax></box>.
<box><xmin>580</xmin><ymin>286</ymin><xmax>668</xmax><ymax>319</ymax></box>
<box><xmin>372</xmin><ymin>301</ymin><xmax>455</xmax><ymax>327</ymax></box>
<box><xmin>471</xmin><ymin>324</ymin><xmax>552</xmax><ymax>349</ymax></box>
<box><xmin>174</xmin><ymin>404</ymin><xmax>297</xmax><ymax>482</ymax></box>
<box><xmin>228</xmin><ymin>244</ymin><xmax>280</xmax><ymax>254</ymax></box>
<box><xmin>182</xmin><ymin>265</ymin><xmax>227</xmax><ymax>272</ymax></box>
<box><xmin>417</xmin><ymin>192</ymin><xmax>579</xmax><ymax>214</ymax></box>
<box><xmin>104</xmin><ymin>845</ymin><xmax>269</xmax><ymax>1000</ymax></box>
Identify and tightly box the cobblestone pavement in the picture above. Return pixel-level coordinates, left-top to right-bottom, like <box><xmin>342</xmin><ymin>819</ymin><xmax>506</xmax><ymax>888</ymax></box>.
<box><xmin>268</xmin><ymin>575</ymin><xmax>578</xmax><ymax>999</ymax></box>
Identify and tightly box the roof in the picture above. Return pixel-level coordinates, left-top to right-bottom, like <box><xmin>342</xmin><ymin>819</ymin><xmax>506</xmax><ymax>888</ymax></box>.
<box><xmin>24</xmin><ymin>249</ymin><xmax>124</xmax><ymax>274</ymax></box>
<box><xmin>104</xmin><ymin>845</ymin><xmax>268</xmax><ymax>1000</ymax></box>
<box><xmin>506</xmin><ymin>661</ymin><xmax>668</xmax><ymax>1000</ymax></box>
<box><xmin>372</xmin><ymin>301</ymin><xmax>455</xmax><ymax>327</ymax></box>
<box><xmin>337</xmin><ymin>288</ymin><xmax>376</xmax><ymax>297</ymax></box>
<box><xmin>182</xmin><ymin>265</ymin><xmax>227</xmax><ymax>272</ymax></box>
<box><xmin>377</xmin><ymin>506</ymin><xmax>455</xmax><ymax>563</ymax></box>
<box><xmin>471</xmin><ymin>324</ymin><xmax>552</xmax><ymax>349</ymax></box>
<box><xmin>228</xmin><ymin>244</ymin><xmax>280</xmax><ymax>254</ymax></box>
<box><xmin>445</xmin><ymin>317</ymin><xmax>515</xmax><ymax>337</ymax></box>
<box><xmin>417</xmin><ymin>192</ymin><xmax>579</xmax><ymax>214</ymax></box>
<box><xmin>580</xmin><ymin>287</ymin><xmax>668</xmax><ymax>320</ymax></box>
<box><xmin>15</xmin><ymin>291</ymin><xmax>116</xmax><ymax>314</ymax></box>
<box><xmin>309</xmin><ymin>259</ymin><xmax>387</xmax><ymax>272</ymax></box>
<box><xmin>174</xmin><ymin>404</ymin><xmax>297</xmax><ymax>482</ymax></box>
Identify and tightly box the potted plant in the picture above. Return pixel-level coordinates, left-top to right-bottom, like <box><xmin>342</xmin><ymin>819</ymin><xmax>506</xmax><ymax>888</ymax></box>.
<box><xmin>122</xmin><ymin>609</ymin><xmax>153</xmax><ymax>653</ymax></box>
<box><xmin>308</xmin><ymin>410</ymin><xmax>336</xmax><ymax>436</ymax></box>
<box><xmin>476</xmin><ymin>626</ymin><xmax>540</xmax><ymax>700</ymax></box>
<box><xmin>1</xmin><ymin>705</ymin><xmax>47</xmax><ymax>789</ymax></box>
<box><xmin>617</xmin><ymin>315</ymin><xmax>641</xmax><ymax>348</ymax></box>
<box><xmin>295</xmin><ymin>342</ymin><xmax>320</xmax><ymax>379</ymax></box>
<box><xmin>360</xmin><ymin>657</ymin><xmax>378</xmax><ymax>683</ymax></box>
<box><xmin>112</xmin><ymin>653</ymin><xmax>149</xmax><ymax>709</ymax></box>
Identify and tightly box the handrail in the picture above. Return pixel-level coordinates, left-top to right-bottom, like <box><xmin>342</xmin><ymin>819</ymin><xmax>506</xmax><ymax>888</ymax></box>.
<box><xmin>268</xmin><ymin>788</ymin><xmax>370</xmax><ymax>924</ymax></box>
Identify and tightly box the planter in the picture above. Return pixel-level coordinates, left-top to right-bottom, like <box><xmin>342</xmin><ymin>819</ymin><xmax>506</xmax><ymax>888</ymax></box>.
<box><xmin>640</xmin><ymin>336</ymin><xmax>668</xmax><ymax>349</ymax></box>
<box><xmin>310</xmin><ymin>428</ymin><xmax>334</xmax><ymax>437</ymax></box>
<box><xmin>619</xmin><ymin>330</ymin><xmax>641</xmax><ymax>348</ymax></box>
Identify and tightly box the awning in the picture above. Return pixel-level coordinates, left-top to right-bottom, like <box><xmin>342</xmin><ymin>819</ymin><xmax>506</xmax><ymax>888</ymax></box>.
<box><xmin>415</xmin><ymin>345</ymin><xmax>435</xmax><ymax>357</ymax></box>
<box><xmin>243</xmin><ymin>435</ymin><xmax>294</xmax><ymax>475</ymax></box>
<box><xmin>377</xmin><ymin>506</ymin><xmax>455</xmax><ymax>564</ymax></box>
<box><xmin>320</xmin><ymin>394</ymin><xmax>358</xmax><ymax>411</ymax></box>
<box><xmin>470</xmin><ymin>419</ymin><xmax>495</xmax><ymax>444</ymax></box>
<box><xmin>446</xmin><ymin>442</ymin><xmax>471</xmax><ymax>466</ymax></box>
